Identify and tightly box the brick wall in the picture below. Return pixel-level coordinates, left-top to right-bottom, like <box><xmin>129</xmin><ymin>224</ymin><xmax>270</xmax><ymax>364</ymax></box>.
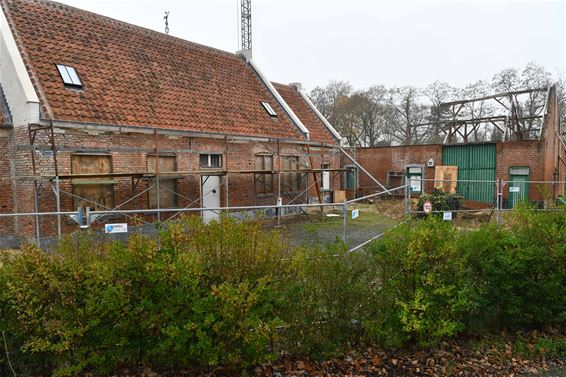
<box><xmin>495</xmin><ymin>140</ymin><xmax>546</xmax><ymax>202</ymax></box>
<box><xmin>5</xmin><ymin>124</ymin><xmax>341</xmax><ymax>239</ymax></box>
<box><xmin>354</xmin><ymin>144</ymin><xmax>442</xmax><ymax>195</ymax></box>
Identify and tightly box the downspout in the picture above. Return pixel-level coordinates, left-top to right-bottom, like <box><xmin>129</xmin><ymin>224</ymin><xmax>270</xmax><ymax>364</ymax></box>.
<box><xmin>290</xmin><ymin>82</ymin><xmax>343</xmax><ymax>144</ymax></box>
<box><xmin>240</xmin><ymin>53</ymin><xmax>310</xmax><ymax>140</ymax></box>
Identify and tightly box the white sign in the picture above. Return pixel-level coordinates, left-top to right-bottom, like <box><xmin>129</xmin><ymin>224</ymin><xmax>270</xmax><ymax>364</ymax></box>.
<box><xmin>351</xmin><ymin>209</ymin><xmax>360</xmax><ymax>219</ymax></box>
<box><xmin>104</xmin><ymin>223</ymin><xmax>128</xmax><ymax>234</ymax></box>
<box><xmin>443</xmin><ymin>212</ymin><xmax>453</xmax><ymax>221</ymax></box>
<box><xmin>277</xmin><ymin>197</ymin><xmax>283</xmax><ymax>206</ymax></box>
<box><xmin>423</xmin><ymin>200</ymin><xmax>433</xmax><ymax>214</ymax></box>
<box><xmin>509</xmin><ymin>186</ymin><xmax>520</xmax><ymax>193</ymax></box>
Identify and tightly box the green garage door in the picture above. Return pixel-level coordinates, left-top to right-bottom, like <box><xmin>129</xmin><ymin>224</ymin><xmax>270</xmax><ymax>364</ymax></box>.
<box><xmin>442</xmin><ymin>144</ymin><xmax>496</xmax><ymax>204</ymax></box>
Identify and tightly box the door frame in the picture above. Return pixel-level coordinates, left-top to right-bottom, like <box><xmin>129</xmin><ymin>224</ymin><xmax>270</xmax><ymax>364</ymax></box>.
<box><xmin>200</xmin><ymin>175</ymin><xmax>221</xmax><ymax>222</ymax></box>
<box><xmin>509</xmin><ymin>166</ymin><xmax>530</xmax><ymax>208</ymax></box>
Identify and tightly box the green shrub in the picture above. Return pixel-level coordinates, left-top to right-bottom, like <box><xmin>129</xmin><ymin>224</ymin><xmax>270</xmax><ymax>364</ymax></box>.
<box><xmin>281</xmin><ymin>242</ymin><xmax>381</xmax><ymax>357</ymax></box>
<box><xmin>367</xmin><ymin>218</ymin><xmax>470</xmax><ymax>347</ymax></box>
<box><xmin>460</xmin><ymin>206</ymin><xmax>566</xmax><ymax>331</ymax></box>
<box><xmin>2</xmin><ymin>208</ymin><xmax>566</xmax><ymax>375</ymax></box>
<box><xmin>0</xmin><ymin>217</ymin><xmax>288</xmax><ymax>376</ymax></box>
<box><xmin>417</xmin><ymin>189</ymin><xmax>461</xmax><ymax>215</ymax></box>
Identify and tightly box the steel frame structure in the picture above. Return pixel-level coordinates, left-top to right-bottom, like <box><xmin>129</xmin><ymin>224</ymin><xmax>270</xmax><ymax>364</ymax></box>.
<box><xmin>412</xmin><ymin>87</ymin><xmax>549</xmax><ymax>144</ymax></box>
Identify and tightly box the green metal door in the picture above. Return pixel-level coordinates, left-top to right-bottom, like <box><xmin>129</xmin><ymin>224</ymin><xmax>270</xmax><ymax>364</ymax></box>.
<box><xmin>509</xmin><ymin>167</ymin><xmax>530</xmax><ymax>208</ymax></box>
<box><xmin>442</xmin><ymin>144</ymin><xmax>496</xmax><ymax>204</ymax></box>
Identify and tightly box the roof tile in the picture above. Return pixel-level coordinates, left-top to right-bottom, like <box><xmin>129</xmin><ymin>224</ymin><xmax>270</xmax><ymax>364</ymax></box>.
<box><xmin>272</xmin><ymin>82</ymin><xmax>337</xmax><ymax>144</ymax></box>
<box><xmin>2</xmin><ymin>0</ymin><xmax>307</xmax><ymax>140</ymax></box>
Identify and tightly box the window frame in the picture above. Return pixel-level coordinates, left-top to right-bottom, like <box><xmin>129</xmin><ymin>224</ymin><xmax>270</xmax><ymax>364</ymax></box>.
<box><xmin>70</xmin><ymin>153</ymin><xmax>115</xmax><ymax>211</ymax></box>
<box><xmin>255</xmin><ymin>154</ymin><xmax>274</xmax><ymax>196</ymax></box>
<box><xmin>147</xmin><ymin>154</ymin><xmax>178</xmax><ymax>208</ymax></box>
<box><xmin>260</xmin><ymin>101</ymin><xmax>277</xmax><ymax>117</ymax></box>
<box><xmin>199</xmin><ymin>153</ymin><xmax>223</xmax><ymax>169</ymax></box>
<box><xmin>56</xmin><ymin>64</ymin><xmax>83</xmax><ymax>88</ymax></box>
<box><xmin>281</xmin><ymin>155</ymin><xmax>302</xmax><ymax>193</ymax></box>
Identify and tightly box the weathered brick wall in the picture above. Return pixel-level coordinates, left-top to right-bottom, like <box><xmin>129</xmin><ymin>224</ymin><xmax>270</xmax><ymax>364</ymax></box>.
<box><xmin>0</xmin><ymin>130</ymin><xmax>14</xmax><ymax>235</ymax></box>
<box><xmin>495</xmin><ymin>140</ymin><xmax>546</xmax><ymax>202</ymax></box>
<box><xmin>6</xmin><ymin>124</ymin><xmax>340</xmax><ymax>239</ymax></box>
<box><xmin>540</xmin><ymin>86</ymin><xmax>565</xmax><ymax>196</ymax></box>
<box><xmin>354</xmin><ymin>144</ymin><xmax>442</xmax><ymax>195</ymax></box>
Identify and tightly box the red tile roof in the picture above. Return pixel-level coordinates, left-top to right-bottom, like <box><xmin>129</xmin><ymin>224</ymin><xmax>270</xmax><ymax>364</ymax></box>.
<box><xmin>272</xmin><ymin>82</ymin><xmax>338</xmax><ymax>145</ymax></box>
<box><xmin>1</xmin><ymin>0</ymin><xmax>311</xmax><ymax>140</ymax></box>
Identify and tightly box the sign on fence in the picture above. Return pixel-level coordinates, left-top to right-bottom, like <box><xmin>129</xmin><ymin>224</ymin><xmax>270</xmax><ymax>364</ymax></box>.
<box><xmin>443</xmin><ymin>212</ymin><xmax>453</xmax><ymax>221</ymax></box>
<box><xmin>509</xmin><ymin>186</ymin><xmax>520</xmax><ymax>193</ymax></box>
<box><xmin>351</xmin><ymin>209</ymin><xmax>359</xmax><ymax>219</ymax></box>
<box><xmin>104</xmin><ymin>223</ymin><xmax>128</xmax><ymax>234</ymax></box>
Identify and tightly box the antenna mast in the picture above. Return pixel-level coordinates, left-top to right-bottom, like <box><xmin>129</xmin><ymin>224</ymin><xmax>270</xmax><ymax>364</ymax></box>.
<box><xmin>240</xmin><ymin>0</ymin><xmax>252</xmax><ymax>54</ymax></box>
<box><xmin>164</xmin><ymin>11</ymin><xmax>170</xmax><ymax>34</ymax></box>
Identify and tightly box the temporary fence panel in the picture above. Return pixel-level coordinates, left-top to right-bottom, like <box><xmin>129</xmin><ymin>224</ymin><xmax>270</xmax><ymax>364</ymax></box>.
<box><xmin>442</xmin><ymin>144</ymin><xmax>496</xmax><ymax>204</ymax></box>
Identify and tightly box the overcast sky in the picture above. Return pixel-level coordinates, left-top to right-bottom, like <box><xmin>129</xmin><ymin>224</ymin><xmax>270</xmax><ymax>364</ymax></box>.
<box><xmin>57</xmin><ymin>0</ymin><xmax>565</xmax><ymax>92</ymax></box>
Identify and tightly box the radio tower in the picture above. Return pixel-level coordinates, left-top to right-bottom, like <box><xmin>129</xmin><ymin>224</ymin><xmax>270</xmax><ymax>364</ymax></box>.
<box><xmin>240</xmin><ymin>0</ymin><xmax>252</xmax><ymax>54</ymax></box>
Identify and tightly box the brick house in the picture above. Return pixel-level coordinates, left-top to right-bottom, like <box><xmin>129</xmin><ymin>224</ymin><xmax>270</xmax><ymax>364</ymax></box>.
<box><xmin>0</xmin><ymin>0</ymin><xmax>346</xmax><ymax>243</ymax></box>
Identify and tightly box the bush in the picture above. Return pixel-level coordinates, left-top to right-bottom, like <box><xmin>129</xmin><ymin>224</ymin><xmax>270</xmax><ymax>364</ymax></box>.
<box><xmin>367</xmin><ymin>218</ymin><xmax>470</xmax><ymax>346</ymax></box>
<box><xmin>1</xmin><ymin>208</ymin><xmax>566</xmax><ymax>375</ymax></box>
<box><xmin>459</xmin><ymin>206</ymin><xmax>566</xmax><ymax>331</ymax></box>
<box><xmin>0</xmin><ymin>217</ymin><xmax>288</xmax><ymax>376</ymax></box>
<box><xmin>280</xmin><ymin>242</ymin><xmax>381</xmax><ymax>357</ymax></box>
<box><xmin>417</xmin><ymin>189</ymin><xmax>461</xmax><ymax>215</ymax></box>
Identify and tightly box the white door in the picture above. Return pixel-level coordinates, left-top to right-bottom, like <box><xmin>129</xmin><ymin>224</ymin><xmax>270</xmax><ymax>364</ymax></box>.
<box><xmin>201</xmin><ymin>175</ymin><xmax>221</xmax><ymax>223</ymax></box>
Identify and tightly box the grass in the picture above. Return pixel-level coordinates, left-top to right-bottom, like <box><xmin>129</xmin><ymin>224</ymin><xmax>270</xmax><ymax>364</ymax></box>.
<box><xmin>281</xmin><ymin>204</ymin><xmax>401</xmax><ymax>247</ymax></box>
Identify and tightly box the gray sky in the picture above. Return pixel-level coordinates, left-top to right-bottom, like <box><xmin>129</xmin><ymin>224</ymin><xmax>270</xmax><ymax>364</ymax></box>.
<box><xmin>58</xmin><ymin>0</ymin><xmax>565</xmax><ymax>91</ymax></box>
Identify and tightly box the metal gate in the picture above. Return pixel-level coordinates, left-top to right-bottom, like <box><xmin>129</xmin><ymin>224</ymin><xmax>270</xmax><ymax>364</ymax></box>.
<box><xmin>442</xmin><ymin>144</ymin><xmax>496</xmax><ymax>204</ymax></box>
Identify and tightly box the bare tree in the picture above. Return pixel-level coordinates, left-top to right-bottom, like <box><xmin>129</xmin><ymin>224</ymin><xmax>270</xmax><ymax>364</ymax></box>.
<box><xmin>386</xmin><ymin>86</ymin><xmax>427</xmax><ymax>145</ymax></box>
<box><xmin>352</xmin><ymin>86</ymin><xmax>389</xmax><ymax>147</ymax></box>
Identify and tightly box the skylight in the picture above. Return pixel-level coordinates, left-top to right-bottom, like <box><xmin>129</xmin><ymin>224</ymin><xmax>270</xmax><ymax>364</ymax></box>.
<box><xmin>56</xmin><ymin>64</ymin><xmax>82</xmax><ymax>87</ymax></box>
<box><xmin>261</xmin><ymin>102</ymin><xmax>277</xmax><ymax>117</ymax></box>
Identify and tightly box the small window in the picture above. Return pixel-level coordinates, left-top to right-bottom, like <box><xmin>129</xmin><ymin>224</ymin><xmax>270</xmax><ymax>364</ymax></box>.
<box><xmin>56</xmin><ymin>64</ymin><xmax>82</xmax><ymax>87</ymax></box>
<box><xmin>510</xmin><ymin>167</ymin><xmax>530</xmax><ymax>176</ymax></box>
<box><xmin>261</xmin><ymin>102</ymin><xmax>277</xmax><ymax>117</ymax></box>
<box><xmin>200</xmin><ymin>154</ymin><xmax>222</xmax><ymax>168</ymax></box>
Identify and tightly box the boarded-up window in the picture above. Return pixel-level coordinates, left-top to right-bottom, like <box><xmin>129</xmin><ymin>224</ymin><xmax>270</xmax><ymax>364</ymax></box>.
<box><xmin>282</xmin><ymin>156</ymin><xmax>301</xmax><ymax>193</ymax></box>
<box><xmin>71</xmin><ymin>154</ymin><xmax>114</xmax><ymax>210</ymax></box>
<box><xmin>255</xmin><ymin>154</ymin><xmax>273</xmax><ymax>195</ymax></box>
<box><xmin>434</xmin><ymin>166</ymin><xmax>458</xmax><ymax>194</ymax></box>
<box><xmin>147</xmin><ymin>155</ymin><xmax>177</xmax><ymax>208</ymax></box>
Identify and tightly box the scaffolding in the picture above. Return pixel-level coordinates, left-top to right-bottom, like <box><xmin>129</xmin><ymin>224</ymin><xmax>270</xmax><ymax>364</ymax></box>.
<box><xmin>21</xmin><ymin>123</ymin><xmax>370</xmax><ymax>242</ymax></box>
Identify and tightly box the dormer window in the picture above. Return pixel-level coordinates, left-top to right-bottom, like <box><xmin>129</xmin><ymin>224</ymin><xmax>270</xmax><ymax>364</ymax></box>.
<box><xmin>261</xmin><ymin>101</ymin><xmax>277</xmax><ymax>117</ymax></box>
<box><xmin>56</xmin><ymin>64</ymin><xmax>82</xmax><ymax>88</ymax></box>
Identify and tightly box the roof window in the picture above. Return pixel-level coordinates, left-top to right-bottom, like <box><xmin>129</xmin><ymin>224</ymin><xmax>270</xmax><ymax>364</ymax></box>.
<box><xmin>261</xmin><ymin>101</ymin><xmax>277</xmax><ymax>117</ymax></box>
<box><xmin>56</xmin><ymin>64</ymin><xmax>82</xmax><ymax>88</ymax></box>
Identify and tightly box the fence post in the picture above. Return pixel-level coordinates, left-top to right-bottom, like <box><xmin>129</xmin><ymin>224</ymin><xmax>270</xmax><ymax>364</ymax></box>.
<box><xmin>495</xmin><ymin>179</ymin><xmax>501</xmax><ymax>224</ymax></box>
<box><xmin>55</xmin><ymin>176</ymin><xmax>61</xmax><ymax>237</ymax></box>
<box><xmin>342</xmin><ymin>198</ymin><xmax>347</xmax><ymax>244</ymax></box>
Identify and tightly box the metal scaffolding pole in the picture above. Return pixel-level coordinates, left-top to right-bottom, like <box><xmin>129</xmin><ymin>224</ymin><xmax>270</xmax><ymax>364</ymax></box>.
<box><xmin>55</xmin><ymin>176</ymin><xmax>61</xmax><ymax>236</ymax></box>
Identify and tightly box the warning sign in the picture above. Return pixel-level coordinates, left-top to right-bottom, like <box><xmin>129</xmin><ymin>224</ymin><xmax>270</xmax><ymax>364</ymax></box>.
<box><xmin>423</xmin><ymin>200</ymin><xmax>433</xmax><ymax>214</ymax></box>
